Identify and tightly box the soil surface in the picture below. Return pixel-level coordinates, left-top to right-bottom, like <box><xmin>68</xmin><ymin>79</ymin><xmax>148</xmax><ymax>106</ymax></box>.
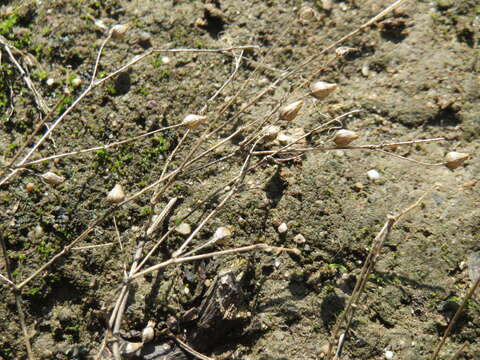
<box><xmin>0</xmin><ymin>0</ymin><xmax>479</xmax><ymax>359</ymax></box>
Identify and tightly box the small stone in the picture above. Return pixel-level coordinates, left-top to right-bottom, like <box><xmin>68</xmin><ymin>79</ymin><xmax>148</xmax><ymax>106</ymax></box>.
<box><xmin>106</xmin><ymin>183</ymin><xmax>125</xmax><ymax>203</ymax></box>
<box><xmin>277</xmin><ymin>223</ymin><xmax>288</xmax><ymax>233</ymax></box>
<box><xmin>367</xmin><ymin>169</ymin><xmax>380</xmax><ymax>180</ymax></box>
<box><xmin>385</xmin><ymin>350</ymin><xmax>394</xmax><ymax>359</ymax></box>
<box><xmin>175</xmin><ymin>223</ymin><xmax>191</xmax><ymax>236</ymax></box>
<box><xmin>293</xmin><ymin>234</ymin><xmax>306</xmax><ymax>244</ymax></box>
<box><xmin>46</xmin><ymin>78</ymin><xmax>55</xmax><ymax>86</ymax></box>
<box><xmin>353</xmin><ymin>182</ymin><xmax>364</xmax><ymax>191</ymax></box>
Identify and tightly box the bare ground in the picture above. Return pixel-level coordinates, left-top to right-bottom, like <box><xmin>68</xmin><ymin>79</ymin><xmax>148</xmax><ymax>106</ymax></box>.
<box><xmin>0</xmin><ymin>0</ymin><xmax>479</xmax><ymax>359</ymax></box>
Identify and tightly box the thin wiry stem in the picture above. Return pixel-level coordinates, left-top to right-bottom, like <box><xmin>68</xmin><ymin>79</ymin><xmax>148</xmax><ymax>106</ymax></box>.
<box><xmin>0</xmin><ymin>230</ymin><xmax>34</xmax><ymax>359</ymax></box>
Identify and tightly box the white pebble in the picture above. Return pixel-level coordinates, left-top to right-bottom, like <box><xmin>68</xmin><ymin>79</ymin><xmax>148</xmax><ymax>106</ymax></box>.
<box><xmin>367</xmin><ymin>169</ymin><xmax>380</xmax><ymax>180</ymax></box>
<box><xmin>385</xmin><ymin>350</ymin><xmax>394</xmax><ymax>359</ymax></box>
<box><xmin>175</xmin><ymin>223</ymin><xmax>191</xmax><ymax>236</ymax></box>
<box><xmin>277</xmin><ymin>223</ymin><xmax>288</xmax><ymax>233</ymax></box>
<box><xmin>161</xmin><ymin>56</ymin><xmax>170</xmax><ymax>64</ymax></box>
<box><xmin>46</xmin><ymin>78</ymin><xmax>55</xmax><ymax>86</ymax></box>
<box><xmin>293</xmin><ymin>234</ymin><xmax>306</xmax><ymax>244</ymax></box>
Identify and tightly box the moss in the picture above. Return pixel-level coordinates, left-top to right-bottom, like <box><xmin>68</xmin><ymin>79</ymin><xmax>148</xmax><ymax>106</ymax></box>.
<box><xmin>0</xmin><ymin>13</ymin><xmax>18</xmax><ymax>36</ymax></box>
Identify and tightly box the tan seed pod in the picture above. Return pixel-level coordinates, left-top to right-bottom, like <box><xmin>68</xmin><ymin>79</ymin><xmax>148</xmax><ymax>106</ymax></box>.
<box><xmin>445</xmin><ymin>152</ymin><xmax>469</xmax><ymax>169</ymax></box>
<box><xmin>41</xmin><ymin>171</ymin><xmax>65</xmax><ymax>185</ymax></box>
<box><xmin>310</xmin><ymin>81</ymin><xmax>337</xmax><ymax>99</ymax></box>
<box><xmin>182</xmin><ymin>114</ymin><xmax>207</xmax><ymax>129</ymax></box>
<box><xmin>106</xmin><ymin>183</ymin><xmax>125</xmax><ymax>203</ymax></box>
<box><xmin>299</xmin><ymin>6</ymin><xmax>316</xmax><ymax>20</ymax></box>
<box><xmin>142</xmin><ymin>320</ymin><xmax>156</xmax><ymax>343</ymax></box>
<box><xmin>279</xmin><ymin>100</ymin><xmax>303</xmax><ymax>121</ymax></box>
<box><xmin>110</xmin><ymin>24</ymin><xmax>130</xmax><ymax>39</ymax></box>
<box><xmin>119</xmin><ymin>341</ymin><xmax>143</xmax><ymax>356</ymax></box>
<box><xmin>262</xmin><ymin>125</ymin><xmax>280</xmax><ymax>142</ymax></box>
<box><xmin>333</xmin><ymin>129</ymin><xmax>359</xmax><ymax>146</ymax></box>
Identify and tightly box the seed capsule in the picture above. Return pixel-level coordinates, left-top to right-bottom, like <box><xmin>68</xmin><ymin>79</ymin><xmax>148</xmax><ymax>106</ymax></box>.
<box><xmin>110</xmin><ymin>24</ymin><xmax>130</xmax><ymax>39</ymax></box>
<box><xmin>262</xmin><ymin>125</ymin><xmax>280</xmax><ymax>142</ymax></box>
<box><xmin>182</xmin><ymin>114</ymin><xmax>207</xmax><ymax>129</ymax></box>
<box><xmin>41</xmin><ymin>171</ymin><xmax>65</xmax><ymax>185</ymax></box>
<box><xmin>106</xmin><ymin>183</ymin><xmax>125</xmax><ymax>203</ymax></box>
<box><xmin>333</xmin><ymin>129</ymin><xmax>359</xmax><ymax>146</ymax></box>
<box><xmin>445</xmin><ymin>152</ymin><xmax>469</xmax><ymax>169</ymax></box>
<box><xmin>279</xmin><ymin>100</ymin><xmax>303</xmax><ymax>121</ymax></box>
<box><xmin>310</xmin><ymin>81</ymin><xmax>337</xmax><ymax>99</ymax></box>
<box><xmin>119</xmin><ymin>341</ymin><xmax>143</xmax><ymax>356</ymax></box>
<box><xmin>142</xmin><ymin>320</ymin><xmax>156</xmax><ymax>343</ymax></box>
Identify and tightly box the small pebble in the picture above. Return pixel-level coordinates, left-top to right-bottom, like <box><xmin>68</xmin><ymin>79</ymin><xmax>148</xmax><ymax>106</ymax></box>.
<box><xmin>46</xmin><ymin>78</ymin><xmax>55</xmax><ymax>86</ymax></box>
<box><xmin>176</xmin><ymin>223</ymin><xmax>191</xmax><ymax>236</ymax></box>
<box><xmin>385</xmin><ymin>350</ymin><xmax>394</xmax><ymax>359</ymax></box>
<box><xmin>277</xmin><ymin>223</ymin><xmax>288</xmax><ymax>233</ymax></box>
<box><xmin>367</xmin><ymin>169</ymin><xmax>380</xmax><ymax>180</ymax></box>
<box><xmin>25</xmin><ymin>182</ymin><xmax>35</xmax><ymax>192</ymax></box>
<box><xmin>293</xmin><ymin>234</ymin><xmax>306</xmax><ymax>244</ymax></box>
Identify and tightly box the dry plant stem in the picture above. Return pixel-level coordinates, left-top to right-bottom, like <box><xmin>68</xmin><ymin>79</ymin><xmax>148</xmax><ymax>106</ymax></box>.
<box><xmin>448</xmin><ymin>342</ymin><xmax>469</xmax><ymax>360</ymax></box>
<box><xmin>326</xmin><ymin>188</ymin><xmax>433</xmax><ymax>360</ymax></box>
<box><xmin>1</xmin><ymin>95</ymin><xmax>65</xmax><ymax>174</ymax></box>
<box><xmin>95</xmin><ymin>45</ymin><xmax>258</xmax><ymax>87</ymax></box>
<box><xmin>200</xmin><ymin>49</ymin><xmax>244</xmax><ymax>114</ymax></box>
<box><xmin>431</xmin><ymin>276</ymin><xmax>480</xmax><ymax>360</ymax></box>
<box><xmin>106</xmin><ymin>198</ymin><xmax>178</xmax><ymax>359</ymax></box>
<box><xmin>0</xmin><ymin>45</ymin><xmax>257</xmax><ymax>187</ymax></box>
<box><xmin>18</xmin><ymin>123</ymin><xmax>182</xmax><ymax>168</ymax></box>
<box><xmin>0</xmin><ymin>37</ymin><xmax>50</xmax><ymax>114</ymax></box>
<box><xmin>174</xmin><ymin>187</ymin><xmax>236</xmax><ymax>258</ymax></box>
<box><xmin>172</xmin><ymin>138</ymin><xmax>256</xmax><ymax>258</ymax></box>
<box><xmin>0</xmin><ymin>231</ymin><xmax>34</xmax><ymax>359</ymax></box>
<box><xmin>0</xmin><ymin>272</ymin><xmax>16</xmax><ymax>288</ymax></box>
<box><xmin>131</xmin><ymin>243</ymin><xmax>298</xmax><ymax>280</ymax></box>
<box><xmin>252</xmin><ymin>138</ymin><xmax>446</xmax><ymax>166</ymax></box>
<box><xmin>152</xmin><ymin>131</ymin><xmax>191</xmax><ymax>204</ymax></box>
<box><xmin>171</xmin><ymin>334</ymin><xmax>213</xmax><ymax>360</ymax></box>
<box><xmin>71</xmin><ymin>243</ymin><xmax>114</xmax><ymax>251</ymax></box>
<box><xmin>113</xmin><ymin>217</ymin><xmax>127</xmax><ymax>276</ymax></box>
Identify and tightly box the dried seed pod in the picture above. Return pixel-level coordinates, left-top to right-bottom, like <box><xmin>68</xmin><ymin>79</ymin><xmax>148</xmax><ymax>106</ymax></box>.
<box><xmin>279</xmin><ymin>100</ymin><xmax>303</xmax><ymax>121</ymax></box>
<box><xmin>310</xmin><ymin>81</ymin><xmax>337</xmax><ymax>99</ymax></box>
<box><xmin>182</xmin><ymin>114</ymin><xmax>207</xmax><ymax>129</ymax></box>
<box><xmin>119</xmin><ymin>341</ymin><xmax>143</xmax><ymax>357</ymax></box>
<box><xmin>278</xmin><ymin>223</ymin><xmax>288</xmax><ymax>233</ymax></box>
<box><xmin>213</xmin><ymin>226</ymin><xmax>232</xmax><ymax>242</ymax></box>
<box><xmin>142</xmin><ymin>320</ymin><xmax>156</xmax><ymax>343</ymax></box>
<box><xmin>106</xmin><ymin>183</ymin><xmax>125</xmax><ymax>203</ymax></box>
<box><xmin>299</xmin><ymin>6</ymin><xmax>316</xmax><ymax>20</ymax></box>
<box><xmin>110</xmin><ymin>24</ymin><xmax>130</xmax><ymax>39</ymax></box>
<box><xmin>333</xmin><ymin>129</ymin><xmax>359</xmax><ymax>146</ymax></box>
<box><xmin>262</xmin><ymin>125</ymin><xmax>280</xmax><ymax>142</ymax></box>
<box><xmin>41</xmin><ymin>171</ymin><xmax>65</xmax><ymax>185</ymax></box>
<box><xmin>71</xmin><ymin>77</ymin><xmax>82</xmax><ymax>87</ymax></box>
<box><xmin>445</xmin><ymin>152</ymin><xmax>469</xmax><ymax>169</ymax></box>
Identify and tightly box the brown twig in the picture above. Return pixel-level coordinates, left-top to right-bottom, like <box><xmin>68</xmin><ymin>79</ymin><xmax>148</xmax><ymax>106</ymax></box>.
<box><xmin>0</xmin><ymin>230</ymin><xmax>34</xmax><ymax>359</ymax></box>
<box><xmin>326</xmin><ymin>186</ymin><xmax>435</xmax><ymax>360</ymax></box>
<box><xmin>431</xmin><ymin>277</ymin><xmax>480</xmax><ymax>360</ymax></box>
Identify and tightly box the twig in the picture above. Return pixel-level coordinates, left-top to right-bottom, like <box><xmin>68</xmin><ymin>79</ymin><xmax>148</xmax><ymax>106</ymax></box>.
<box><xmin>71</xmin><ymin>243</ymin><xmax>114</xmax><ymax>251</ymax></box>
<box><xmin>431</xmin><ymin>277</ymin><xmax>480</xmax><ymax>360</ymax></box>
<box><xmin>0</xmin><ymin>36</ymin><xmax>50</xmax><ymax>114</ymax></box>
<box><xmin>326</xmin><ymin>186</ymin><xmax>434</xmax><ymax>360</ymax></box>
<box><xmin>131</xmin><ymin>243</ymin><xmax>300</xmax><ymax>280</ymax></box>
<box><xmin>170</xmin><ymin>334</ymin><xmax>213</xmax><ymax>360</ymax></box>
<box><xmin>0</xmin><ymin>230</ymin><xmax>34</xmax><ymax>359</ymax></box>
<box><xmin>447</xmin><ymin>341</ymin><xmax>469</xmax><ymax>360</ymax></box>
<box><xmin>15</xmin><ymin>123</ymin><xmax>182</xmax><ymax>169</ymax></box>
